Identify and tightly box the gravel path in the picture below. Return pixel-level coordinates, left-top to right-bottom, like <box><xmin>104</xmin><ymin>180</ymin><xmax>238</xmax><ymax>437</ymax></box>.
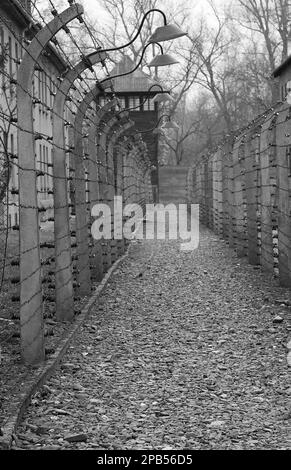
<box><xmin>15</xmin><ymin>227</ymin><xmax>291</xmax><ymax>450</ymax></box>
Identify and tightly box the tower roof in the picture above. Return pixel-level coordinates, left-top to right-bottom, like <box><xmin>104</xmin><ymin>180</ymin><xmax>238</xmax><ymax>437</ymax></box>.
<box><xmin>273</xmin><ymin>55</ymin><xmax>291</xmax><ymax>77</ymax></box>
<box><xmin>109</xmin><ymin>55</ymin><xmax>163</xmax><ymax>93</ymax></box>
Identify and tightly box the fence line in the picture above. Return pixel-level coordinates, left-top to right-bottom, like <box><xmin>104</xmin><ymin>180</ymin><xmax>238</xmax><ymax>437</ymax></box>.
<box><xmin>187</xmin><ymin>102</ymin><xmax>291</xmax><ymax>288</ymax></box>
<box><xmin>0</xmin><ymin>2</ymin><xmax>154</xmax><ymax>365</ymax></box>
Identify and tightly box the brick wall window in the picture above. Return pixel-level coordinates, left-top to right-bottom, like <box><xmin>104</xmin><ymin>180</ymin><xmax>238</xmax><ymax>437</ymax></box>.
<box><xmin>129</xmin><ymin>96</ymin><xmax>139</xmax><ymax>109</ymax></box>
<box><xmin>143</xmin><ymin>96</ymin><xmax>155</xmax><ymax>111</ymax></box>
<box><xmin>118</xmin><ymin>96</ymin><xmax>126</xmax><ymax>108</ymax></box>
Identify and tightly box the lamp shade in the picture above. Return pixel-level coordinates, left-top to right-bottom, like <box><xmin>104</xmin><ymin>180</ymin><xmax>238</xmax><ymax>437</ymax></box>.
<box><xmin>148</xmin><ymin>24</ymin><xmax>187</xmax><ymax>43</ymax></box>
<box><xmin>151</xmin><ymin>92</ymin><xmax>174</xmax><ymax>104</ymax></box>
<box><xmin>148</xmin><ymin>53</ymin><xmax>179</xmax><ymax>67</ymax></box>
<box><xmin>161</xmin><ymin>120</ymin><xmax>179</xmax><ymax>130</ymax></box>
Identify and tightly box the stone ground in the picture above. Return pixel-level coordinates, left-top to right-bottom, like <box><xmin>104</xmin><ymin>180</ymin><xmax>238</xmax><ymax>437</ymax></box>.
<box><xmin>14</xmin><ymin>226</ymin><xmax>291</xmax><ymax>450</ymax></box>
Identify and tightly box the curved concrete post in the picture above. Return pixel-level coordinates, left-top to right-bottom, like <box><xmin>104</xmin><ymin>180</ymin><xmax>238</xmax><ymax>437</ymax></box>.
<box><xmin>130</xmin><ymin>137</ymin><xmax>149</xmax><ymax>211</ymax></box>
<box><xmin>129</xmin><ymin>135</ymin><xmax>151</xmax><ymax>211</ymax></box>
<box><xmin>130</xmin><ymin>137</ymin><xmax>143</xmax><ymax>209</ymax></box>
<box><xmin>98</xmin><ymin>115</ymin><xmax>120</xmax><ymax>271</ymax></box>
<box><xmin>107</xmin><ymin>122</ymin><xmax>135</xmax><ymax>258</ymax></box>
<box><xmin>99</xmin><ymin>113</ymin><xmax>130</xmax><ymax>265</ymax></box>
<box><xmin>108</xmin><ymin>122</ymin><xmax>135</xmax><ymax>207</ymax></box>
<box><xmin>87</xmin><ymin>98</ymin><xmax>118</xmax><ymax>281</ymax></box>
<box><xmin>95</xmin><ymin>99</ymin><xmax>119</xmax><ymax>207</ymax></box>
<box><xmin>121</xmin><ymin>134</ymin><xmax>147</xmax><ymax>246</ymax></box>
<box><xmin>99</xmin><ymin>112</ymin><xmax>130</xmax><ymax>194</ymax></box>
<box><xmin>52</xmin><ymin>51</ymin><xmax>106</xmax><ymax>320</ymax></box>
<box><xmin>94</xmin><ymin>101</ymin><xmax>121</xmax><ymax>273</ymax></box>
<box><xmin>73</xmin><ymin>84</ymin><xmax>114</xmax><ymax>295</ymax></box>
<box><xmin>130</xmin><ymin>137</ymin><xmax>140</xmax><ymax>206</ymax></box>
<box><xmin>88</xmin><ymin>97</ymin><xmax>119</xmax><ymax>207</ymax></box>
<box><xmin>107</xmin><ymin>121</ymin><xmax>134</xmax><ymax>157</ymax></box>
<box><xmin>17</xmin><ymin>4</ymin><xmax>83</xmax><ymax>364</ymax></box>
<box><xmin>87</xmin><ymin>113</ymin><xmax>103</xmax><ymax>282</ymax></box>
<box><xmin>94</xmin><ymin>98</ymin><xmax>119</xmax><ymax>206</ymax></box>
<box><xmin>122</xmin><ymin>135</ymin><xmax>135</xmax><ymax>208</ymax></box>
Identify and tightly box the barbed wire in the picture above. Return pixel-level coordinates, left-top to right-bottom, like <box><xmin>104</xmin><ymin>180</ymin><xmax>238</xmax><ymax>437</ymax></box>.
<box><xmin>0</xmin><ymin>0</ymin><xmax>154</xmax><ymax>365</ymax></box>
<box><xmin>187</xmin><ymin>98</ymin><xmax>291</xmax><ymax>286</ymax></box>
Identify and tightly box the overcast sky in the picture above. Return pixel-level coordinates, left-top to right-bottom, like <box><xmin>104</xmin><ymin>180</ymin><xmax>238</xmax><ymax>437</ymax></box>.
<box><xmin>78</xmin><ymin>0</ymin><xmax>222</xmax><ymax>26</ymax></box>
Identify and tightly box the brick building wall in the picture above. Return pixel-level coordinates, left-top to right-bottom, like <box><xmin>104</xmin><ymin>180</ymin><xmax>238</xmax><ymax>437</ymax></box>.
<box><xmin>0</xmin><ymin>0</ymin><xmax>68</xmax><ymax>227</ymax></box>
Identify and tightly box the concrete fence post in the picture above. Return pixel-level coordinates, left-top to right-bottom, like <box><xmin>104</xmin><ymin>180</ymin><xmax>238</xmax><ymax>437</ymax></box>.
<box><xmin>221</xmin><ymin>139</ymin><xmax>233</xmax><ymax>242</ymax></box>
<box><xmin>98</xmin><ymin>112</ymin><xmax>130</xmax><ymax>268</ymax></box>
<box><xmin>87</xmin><ymin>114</ymin><xmax>103</xmax><ymax>281</ymax></box>
<box><xmin>17</xmin><ymin>4</ymin><xmax>83</xmax><ymax>364</ymax></box>
<box><xmin>212</xmin><ymin>149</ymin><xmax>223</xmax><ymax>236</ymax></box>
<box><xmin>276</xmin><ymin>107</ymin><xmax>291</xmax><ymax>286</ymax></box>
<box><xmin>260</xmin><ymin>110</ymin><xmax>278</xmax><ymax>274</ymax></box>
<box><xmin>72</xmin><ymin>84</ymin><xmax>113</xmax><ymax>295</ymax></box>
<box><xmin>52</xmin><ymin>49</ymin><xmax>106</xmax><ymax>319</ymax></box>
<box><xmin>245</xmin><ymin>128</ymin><xmax>261</xmax><ymax>265</ymax></box>
<box><xmin>93</xmin><ymin>98</ymin><xmax>118</xmax><ymax>273</ymax></box>
<box><xmin>232</xmin><ymin>135</ymin><xmax>247</xmax><ymax>257</ymax></box>
<box><xmin>108</xmin><ymin>123</ymin><xmax>135</xmax><ymax>258</ymax></box>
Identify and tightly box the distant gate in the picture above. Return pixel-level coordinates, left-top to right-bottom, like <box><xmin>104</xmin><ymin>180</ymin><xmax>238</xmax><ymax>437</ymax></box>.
<box><xmin>158</xmin><ymin>166</ymin><xmax>189</xmax><ymax>204</ymax></box>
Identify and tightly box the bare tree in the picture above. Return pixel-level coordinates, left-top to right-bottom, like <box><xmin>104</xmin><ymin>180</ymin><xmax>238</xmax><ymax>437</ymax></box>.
<box><xmin>182</xmin><ymin>0</ymin><xmax>278</xmax><ymax>137</ymax></box>
<box><xmin>188</xmin><ymin>7</ymin><xmax>237</xmax><ymax>133</ymax></box>
<box><xmin>32</xmin><ymin>0</ymin><xmax>291</xmax><ymax>168</ymax></box>
<box><xmin>233</xmin><ymin>0</ymin><xmax>290</xmax><ymax>101</ymax></box>
<box><xmin>161</xmin><ymin>119</ymin><xmax>200</xmax><ymax>165</ymax></box>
